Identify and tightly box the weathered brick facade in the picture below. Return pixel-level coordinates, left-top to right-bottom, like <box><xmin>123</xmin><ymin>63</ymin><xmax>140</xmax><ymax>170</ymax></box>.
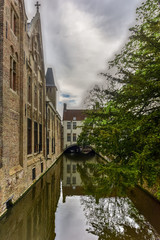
<box><xmin>0</xmin><ymin>0</ymin><xmax>63</xmax><ymax>216</ymax></box>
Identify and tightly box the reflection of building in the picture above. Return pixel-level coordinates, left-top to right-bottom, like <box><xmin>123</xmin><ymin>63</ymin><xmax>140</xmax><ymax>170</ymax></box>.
<box><xmin>63</xmin><ymin>104</ymin><xmax>86</xmax><ymax>149</ymax></box>
<box><xmin>62</xmin><ymin>155</ymin><xmax>84</xmax><ymax>202</ymax></box>
<box><xmin>62</xmin><ymin>154</ymin><xmax>96</xmax><ymax>202</ymax></box>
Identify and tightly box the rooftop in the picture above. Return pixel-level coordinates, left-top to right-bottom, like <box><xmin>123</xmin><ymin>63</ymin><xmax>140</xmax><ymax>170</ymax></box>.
<box><xmin>46</xmin><ymin>68</ymin><xmax>57</xmax><ymax>88</ymax></box>
<box><xmin>63</xmin><ymin>109</ymin><xmax>86</xmax><ymax>121</ymax></box>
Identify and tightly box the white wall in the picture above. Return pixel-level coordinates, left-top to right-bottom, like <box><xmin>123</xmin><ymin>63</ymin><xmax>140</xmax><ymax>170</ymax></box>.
<box><xmin>63</xmin><ymin>120</ymin><xmax>83</xmax><ymax>149</ymax></box>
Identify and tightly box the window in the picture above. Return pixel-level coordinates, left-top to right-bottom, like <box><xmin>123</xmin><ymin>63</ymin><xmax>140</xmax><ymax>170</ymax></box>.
<box><xmin>32</xmin><ymin>168</ymin><xmax>36</xmax><ymax>180</ymax></box>
<box><xmin>28</xmin><ymin>77</ymin><xmax>32</xmax><ymax>103</ymax></box>
<box><xmin>67</xmin><ymin>133</ymin><xmax>71</xmax><ymax>142</ymax></box>
<box><xmin>34</xmin><ymin>122</ymin><xmax>38</xmax><ymax>153</ymax></box>
<box><xmin>47</xmin><ymin>138</ymin><xmax>49</xmax><ymax>155</ymax></box>
<box><xmin>27</xmin><ymin>118</ymin><xmax>32</xmax><ymax>154</ymax></box>
<box><xmin>34</xmin><ymin>85</ymin><xmax>38</xmax><ymax>108</ymax></box>
<box><xmin>52</xmin><ymin>138</ymin><xmax>55</xmax><ymax>153</ymax></box>
<box><xmin>47</xmin><ymin>109</ymin><xmax>50</xmax><ymax>129</ymax></box>
<box><xmin>72</xmin><ymin>177</ymin><xmax>76</xmax><ymax>184</ymax></box>
<box><xmin>67</xmin><ymin>165</ymin><xmax>71</xmax><ymax>173</ymax></box>
<box><xmin>6</xmin><ymin>21</ymin><xmax>8</xmax><ymax>39</ymax></box>
<box><xmin>10</xmin><ymin>49</ymin><xmax>18</xmax><ymax>91</ymax></box>
<box><xmin>73</xmin><ymin>133</ymin><xmax>76</xmax><ymax>142</ymax></box>
<box><xmin>41</xmin><ymin>162</ymin><xmax>43</xmax><ymax>173</ymax></box>
<box><xmin>73</xmin><ymin>165</ymin><xmax>76</xmax><ymax>173</ymax></box>
<box><xmin>67</xmin><ymin>177</ymin><xmax>71</xmax><ymax>184</ymax></box>
<box><xmin>73</xmin><ymin>117</ymin><xmax>76</xmax><ymax>121</ymax></box>
<box><xmin>73</xmin><ymin>122</ymin><xmax>77</xmax><ymax>129</ymax></box>
<box><xmin>67</xmin><ymin>122</ymin><xmax>71</xmax><ymax>129</ymax></box>
<box><xmin>39</xmin><ymin>88</ymin><xmax>42</xmax><ymax>113</ymax></box>
<box><xmin>10</xmin><ymin>7</ymin><xmax>19</xmax><ymax>37</ymax></box>
<box><xmin>57</xmin><ymin>120</ymin><xmax>58</xmax><ymax>134</ymax></box>
<box><xmin>39</xmin><ymin>124</ymin><xmax>42</xmax><ymax>152</ymax></box>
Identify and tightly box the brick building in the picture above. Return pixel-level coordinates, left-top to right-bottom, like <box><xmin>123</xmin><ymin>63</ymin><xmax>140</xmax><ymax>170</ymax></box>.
<box><xmin>0</xmin><ymin>0</ymin><xmax>62</xmax><ymax>215</ymax></box>
<box><xmin>46</xmin><ymin>68</ymin><xmax>62</xmax><ymax>168</ymax></box>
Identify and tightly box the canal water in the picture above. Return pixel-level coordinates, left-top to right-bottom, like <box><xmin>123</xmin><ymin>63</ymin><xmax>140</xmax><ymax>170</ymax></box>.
<box><xmin>0</xmin><ymin>153</ymin><xmax>160</xmax><ymax>240</ymax></box>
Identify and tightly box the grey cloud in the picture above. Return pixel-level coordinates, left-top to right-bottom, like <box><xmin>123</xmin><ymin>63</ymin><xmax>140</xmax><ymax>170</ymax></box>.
<box><xmin>25</xmin><ymin>0</ymin><xmax>145</xmax><ymax>111</ymax></box>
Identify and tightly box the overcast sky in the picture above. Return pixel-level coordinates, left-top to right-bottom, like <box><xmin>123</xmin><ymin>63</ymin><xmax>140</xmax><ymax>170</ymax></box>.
<box><xmin>24</xmin><ymin>0</ymin><xmax>144</xmax><ymax>113</ymax></box>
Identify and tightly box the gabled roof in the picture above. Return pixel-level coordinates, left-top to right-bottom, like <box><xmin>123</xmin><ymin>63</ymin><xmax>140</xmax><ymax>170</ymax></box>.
<box><xmin>46</xmin><ymin>68</ymin><xmax>57</xmax><ymax>88</ymax></box>
<box><xmin>63</xmin><ymin>109</ymin><xmax>86</xmax><ymax>121</ymax></box>
<box><xmin>27</xmin><ymin>11</ymin><xmax>40</xmax><ymax>37</ymax></box>
<box><xmin>27</xmin><ymin>10</ymin><xmax>45</xmax><ymax>76</ymax></box>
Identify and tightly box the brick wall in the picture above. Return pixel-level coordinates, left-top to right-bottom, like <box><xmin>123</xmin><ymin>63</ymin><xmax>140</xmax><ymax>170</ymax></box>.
<box><xmin>0</xmin><ymin>0</ymin><xmax>4</xmax><ymax>168</ymax></box>
<box><xmin>0</xmin><ymin>0</ymin><xmax>63</xmax><ymax>216</ymax></box>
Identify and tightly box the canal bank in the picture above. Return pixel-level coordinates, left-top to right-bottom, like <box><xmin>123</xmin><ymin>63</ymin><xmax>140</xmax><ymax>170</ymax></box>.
<box><xmin>0</xmin><ymin>153</ymin><xmax>160</xmax><ymax>240</ymax></box>
<box><xmin>0</xmin><ymin>152</ymin><xmax>63</xmax><ymax>219</ymax></box>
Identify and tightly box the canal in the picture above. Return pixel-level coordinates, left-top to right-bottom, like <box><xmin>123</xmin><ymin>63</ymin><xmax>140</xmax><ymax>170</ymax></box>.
<box><xmin>0</xmin><ymin>153</ymin><xmax>160</xmax><ymax>240</ymax></box>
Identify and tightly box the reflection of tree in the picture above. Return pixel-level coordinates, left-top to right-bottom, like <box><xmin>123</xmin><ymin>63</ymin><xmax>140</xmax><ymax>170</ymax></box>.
<box><xmin>80</xmin><ymin>196</ymin><xmax>159</xmax><ymax>240</ymax></box>
<box><xmin>77</xmin><ymin>162</ymin><xmax>134</xmax><ymax>201</ymax></box>
<box><xmin>78</xmin><ymin>163</ymin><xmax>160</xmax><ymax>240</ymax></box>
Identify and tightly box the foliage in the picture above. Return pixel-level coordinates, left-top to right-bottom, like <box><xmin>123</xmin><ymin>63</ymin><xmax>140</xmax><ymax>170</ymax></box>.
<box><xmin>78</xmin><ymin>0</ymin><xmax>160</xmax><ymax>191</ymax></box>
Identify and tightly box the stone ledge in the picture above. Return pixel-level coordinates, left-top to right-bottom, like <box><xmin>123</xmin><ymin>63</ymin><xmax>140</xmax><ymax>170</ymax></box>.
<box><xmin>9</xmin><ymin>165</ymin><xmax>23</xmax><ymax>176</ymax></box>
<box><xmin>27</xmin><ymin>155</ymin><xmax>44</xmax><ymax>167</ymax></box>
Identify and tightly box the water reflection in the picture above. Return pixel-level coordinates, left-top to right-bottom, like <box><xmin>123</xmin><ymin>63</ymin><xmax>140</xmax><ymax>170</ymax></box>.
<box><xmin>0</xmin><ymin>160</ymin><xmax>61</xmax><ymax>240</ymax></box>
<box><xmin>0</xmin><ymin>153</ymin><xmax>160</xmax><ymax>240</ymax></box>
<box><xmin>80</xmin><ymin>196</ymin><xmax>160</xmax><ymax>239</ymax></box>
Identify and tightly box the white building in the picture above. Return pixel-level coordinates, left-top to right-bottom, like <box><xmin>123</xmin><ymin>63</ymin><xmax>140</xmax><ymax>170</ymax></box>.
<box><xmin>63</xmin><ymin>104</ymin><xmax>86</xmax><ymax>149</ymax></box>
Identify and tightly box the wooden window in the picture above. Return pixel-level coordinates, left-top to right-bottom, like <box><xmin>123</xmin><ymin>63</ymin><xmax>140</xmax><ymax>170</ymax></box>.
<box><xmin>39</xmin><ymin>124</ymin><xmax>42</xmax><ymax>152</ymax></box>
<box><xmin>67</xmin><ymin>177</ymin><xmax>71</xmax><ymax>184</ymax></box>
<box><xmin>67</xmin><ymin>165</ymin><xmax>71</xmax><ymax>173</ymax></box>
<box><xmin>73</xmin><ymin>133</ymin><xmax>76</xmax><ymax>142</ymax></box>
<box><xmin>34</xmin><ymin>85</ymin><xmax>38</xmax><ymax>108</ymax></box>
<box><xmin>47</xmin><ymin>138</ymin><xmax>49</xmax><ymax>155</ymax></box>
<box><xmin>73</xmin><ymin>165</ymin><xmax>76</xmax><ymax>173</ymax></box>
<box><xmin>32</xmin><ymin>168</ymin><xmax>36</xmax><ymax>180</ymax></box>
<box><xmin>10</xmin><ymin>52</ymin><xmax>17</xmax><ymax>91</ymax></box>
<box><xmin>28</xmin><ymin>77</ymin><xmax>32</xmax><ymax>103</ymax></box>
<box><xmin>6</xmin><ymin>21</ymin><xmax>8</xmax><ymax>38</ymax></box>
<box><xmin>41</xmin><ymin>162</ymin><xmax>43</xmax><ymax>173</ymax></box>
<box><xmin>57</xmin><ymin>120</ymin><xmax>58</xmax><ymax>134</ymax></box>
<box><xmin>52</xmin><ymin>138</ymin><xmax>55</xmax><ymax>153</ymax></box>
<box><xmin>39</xmin><ymin>88</ymin><xmax>42</xmax><ymax>113</ymax></box>
<box><xmin>10</xmin><ymin>7</ymin><xmax>18</xmax><ymax>37</ymax></box>
<box><xmin>47</xmin><ymin>109</ymin><xmax>50</xmax><ymax>129</ymax></box>
<box><xmin>73</xmin><ymin>122</ymin><xmax>77</xmax><ymax>129</ymax></box>
<box><xmin>67</xmin><ymin>122</ymin><xmax>71</xmax><ymax>129</ymax></box>
<box><xmin>72</xmin><ymin>177</ymin><xmax>76</xmax><ymax>184</ymax></box>
<box><xmin>67</xmin><ymin>133</ymin><xmax>71</xmax><ymax>142</ymax></box>
<box><xmin>27</xmin><ymin>118</ymin><xmax>32</xmax><ymax>154</ymax></box>
<box><xmin>34</xmin><ymin>122</ymin><xmax>38</xmax><ymax>153</ymax></box>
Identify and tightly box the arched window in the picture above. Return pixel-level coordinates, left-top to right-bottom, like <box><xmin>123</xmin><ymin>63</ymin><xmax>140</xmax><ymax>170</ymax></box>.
<box><xmin>10</xmin><ymin>6</ymin><xmax>19</xmax><ymax>37</ymax></box>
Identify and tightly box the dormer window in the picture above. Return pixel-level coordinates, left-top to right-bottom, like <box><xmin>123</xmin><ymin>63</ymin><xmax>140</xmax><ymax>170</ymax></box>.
<box><xmin>73</xmin><ymin>117</ymin><xmax>76</xmax><ymax>121</ymax></box>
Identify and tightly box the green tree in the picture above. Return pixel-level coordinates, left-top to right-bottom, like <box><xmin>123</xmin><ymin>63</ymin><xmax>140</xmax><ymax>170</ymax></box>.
<box><xmin>78</xmin><ymin>0</ymin><xmax>160</xmax><ymax>192</ymax></box>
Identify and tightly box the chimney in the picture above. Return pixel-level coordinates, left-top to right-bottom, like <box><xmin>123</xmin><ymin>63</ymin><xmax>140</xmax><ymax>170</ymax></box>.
<box><xmin>64</xmin><ymin>103</ymin><xmax>67</xmax><ymax>111</ymax></box>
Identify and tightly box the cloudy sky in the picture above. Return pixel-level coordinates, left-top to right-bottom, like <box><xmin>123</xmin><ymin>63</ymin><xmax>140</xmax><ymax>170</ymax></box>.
<box><xmin>24</xmin><ymin>0</ymin><xmax>144</xmax><ymax>113</ymax></box>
